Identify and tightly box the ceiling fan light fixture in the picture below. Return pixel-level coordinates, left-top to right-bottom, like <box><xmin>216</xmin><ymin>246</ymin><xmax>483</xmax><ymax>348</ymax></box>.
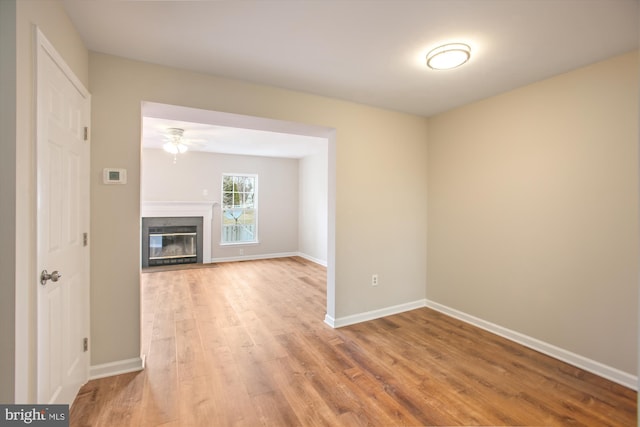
<box><xmin>163</xmin><ymin>127</ymin><xmax>188</xmax><ymax>155</ymax></box>
<box><xmin>162</xmin><ymin>141</ymin><xmax>188</xmax><ymax>154</ymax></box>
<box><xmin>426</xmin><ymin>43</ymin><xmax>471</xmax><ymax>70</ymax></box>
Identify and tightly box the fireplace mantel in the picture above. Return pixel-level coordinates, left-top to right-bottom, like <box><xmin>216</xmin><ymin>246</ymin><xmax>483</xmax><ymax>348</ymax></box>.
<box><xmin>142</xmin><ymin>201</ymin><xmax>214</xmax><ymax>263</ymax></box>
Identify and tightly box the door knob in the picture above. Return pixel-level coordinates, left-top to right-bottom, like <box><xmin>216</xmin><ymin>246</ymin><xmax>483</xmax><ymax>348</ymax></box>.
<box><xmin>40</xmin><ymin>269</ymin><xmax>62</xmax><ymax>285</ymax></box>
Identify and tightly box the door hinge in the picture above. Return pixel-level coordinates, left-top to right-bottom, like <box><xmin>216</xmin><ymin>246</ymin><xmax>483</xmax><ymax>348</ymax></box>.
<box><xmin>83</xmin><ymin>232</ymin><xmax>88</xmax><ymax>247</ymax></box>
<box><xmin>83</xmin><ymin>338</ymin><xmax>88</xmax><ymax>352</ymax></box>
<box><xmin>83</xmin><ymin>126</ymin><xmax>89</xmax><ymax>141</ymax></box>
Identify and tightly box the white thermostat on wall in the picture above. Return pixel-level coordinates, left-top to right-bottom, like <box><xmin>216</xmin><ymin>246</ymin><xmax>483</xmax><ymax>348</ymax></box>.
<box><xmin>103</xmin><ymin>168</ymin><xmax>127</xmax><ymax>184</ymax></box>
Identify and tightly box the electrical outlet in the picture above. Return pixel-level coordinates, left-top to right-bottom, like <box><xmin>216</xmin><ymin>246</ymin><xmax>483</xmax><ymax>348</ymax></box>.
<box><xmin>372</xmin><ymin>274</ymin><xmax>379</xmax><ymax>286</ymax></box>
<box><xmin>239</xmin><ymin>248</ymin><xmax>244</xmax><ymax>256</ymax></box>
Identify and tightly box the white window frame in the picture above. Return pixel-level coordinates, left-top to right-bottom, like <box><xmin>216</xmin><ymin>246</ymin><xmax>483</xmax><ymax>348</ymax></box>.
<box><xmin>220</xmin><ymin>173</ymin><xmax>258</xmax><ymax>245</ymax></box>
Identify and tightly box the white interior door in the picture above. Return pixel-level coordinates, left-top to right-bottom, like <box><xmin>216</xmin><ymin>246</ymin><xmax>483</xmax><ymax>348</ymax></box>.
<box><xmin>36</xmin><ymin>29</ymin><xmax>90</xmax><ymax>405</ymax></box>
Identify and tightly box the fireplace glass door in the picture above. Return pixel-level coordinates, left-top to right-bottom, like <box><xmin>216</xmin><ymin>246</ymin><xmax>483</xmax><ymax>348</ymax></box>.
<box><xmin>148</xmin><ymin>226</ymin><xmax>197</xmax><ymax>266</ymax></box>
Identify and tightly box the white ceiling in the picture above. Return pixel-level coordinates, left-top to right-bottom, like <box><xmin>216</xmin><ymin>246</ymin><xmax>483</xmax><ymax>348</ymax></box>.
<box><xmin>142</xmin><ymin>115</ymin><xmax>327</xmax><ymax>159</ymax></box>
<box><xmin>63</xmin><ymin>0</ymin><xmax>638</xmax><ymax>156</ymax></box>
<box><xmin>141</xmin><ymin>101</ymin><xmax>332</xmax><ymax>158</ymax></box>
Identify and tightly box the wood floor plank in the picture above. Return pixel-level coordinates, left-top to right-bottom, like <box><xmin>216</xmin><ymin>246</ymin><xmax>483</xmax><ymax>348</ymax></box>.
<box><xmin>202</xmin><ymin>345</ymin><xmax>264</xmax><ymax>427</ymax></box>
<box><xmin>251</xmin><ymin>390</ymin><xmax>302</xmax><ymax>427</ymax></box>
<box><xmin>175</xmin><ymin>318</ymin><xmax>207</xmax><ymax>382</ymax></box>
<box><xmin>177</xmin><ymin>375</ymin><xmax>219</xmax><ymax>427</ymax></box>
<box><xmin>70</xmin><ymin>374</ymin><xmax>118</xmax><ymax>427</ymax></box>
<box><xmin>140</xmin><ymin>337</ymin><xmax>179</xmax><ymax>427</ymax></box>
<box><xmin>263</xmin><ymin>356</ymin><xmax>338</xmax><ymax>427</ymax></box>
<box><xmin>71</xmin><ymin>257</ymin><xmax>637</xmax><ymax>426</ymax></box>
<box><xmin>95</xmin><ymin>372</ymin><xmax>145</xmax><ymax>427</ymax></box>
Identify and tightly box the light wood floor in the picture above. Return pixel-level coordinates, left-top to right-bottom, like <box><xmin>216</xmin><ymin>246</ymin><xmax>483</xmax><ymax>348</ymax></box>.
<box><xmin>71</xmin><ymin>257</ymin><xmax>636</xmax><ymax>426</ymax></box>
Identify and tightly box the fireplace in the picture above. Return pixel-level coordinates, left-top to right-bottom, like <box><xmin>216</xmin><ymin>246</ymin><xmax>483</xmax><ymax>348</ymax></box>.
<box><xmin>142</xmin><ymin>217</ymin><xmax>203</xmax><ymax>268</ymax></box>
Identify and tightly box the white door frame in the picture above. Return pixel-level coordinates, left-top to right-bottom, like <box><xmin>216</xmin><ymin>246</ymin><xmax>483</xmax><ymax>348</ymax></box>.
<box><xmin>35</xmin><ymin>26</ymin><xmax>91</xmax><ymax>404</ymax></box>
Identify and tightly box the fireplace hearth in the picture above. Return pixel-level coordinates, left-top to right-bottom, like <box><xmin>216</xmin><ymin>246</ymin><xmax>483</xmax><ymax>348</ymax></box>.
<box><xmin>142</xmin><ymin>217</ymin><xmax>204</xmax><ymax>268</ymax></box>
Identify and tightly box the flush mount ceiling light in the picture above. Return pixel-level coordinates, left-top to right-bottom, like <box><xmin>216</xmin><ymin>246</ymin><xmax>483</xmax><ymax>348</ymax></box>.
<box><xmin>163</xmin><ymin>128</ymin><xmax>188</xmax><ymax>163</ymax></box>
<box><xmin>426</xmin><ymin>43</ymin><xmax>471</xmax><ymax>70</ymax></box>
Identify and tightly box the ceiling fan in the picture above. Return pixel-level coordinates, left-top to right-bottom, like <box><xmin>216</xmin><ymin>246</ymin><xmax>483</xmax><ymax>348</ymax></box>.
<box><xmin>162</xmin><ymin>127</ymin><xmax>206</xmax><ymax>163</ymax></box>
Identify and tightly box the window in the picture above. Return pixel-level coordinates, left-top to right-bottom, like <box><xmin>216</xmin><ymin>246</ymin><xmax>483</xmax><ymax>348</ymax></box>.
<box><xmin>221</xmin><ymin>174</ymin><xmax>257</xmax><ymax>244</ymax></box>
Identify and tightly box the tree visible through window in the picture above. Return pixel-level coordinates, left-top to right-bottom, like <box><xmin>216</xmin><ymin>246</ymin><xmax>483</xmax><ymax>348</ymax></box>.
<box><xmin>221</xmin><ymin>174</ymin><xmax>257</xmax><ymax>244</ymax></box>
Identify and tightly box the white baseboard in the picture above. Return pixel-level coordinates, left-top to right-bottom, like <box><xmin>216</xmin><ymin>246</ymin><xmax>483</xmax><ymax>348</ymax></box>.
<box><xmin>211</xmin><ymin>251</ymin><xmax>298</xmax><ymax>263</ymax></box>
<box><xmin>297</xmin><ymin>252</ymin><xmax>327</xmax><ymax>267</ymax></box>
<box><xmin>324</xmin><ymin>314</ymin><xmax>337</xmax><ymax>328</ymax></box>
<box><xmin>324</xmin><ymin>298</ymin><xmax>637</xmax><ymax>390</ymax></box>
<box><xmin>425</xmin><ymin>300</ymin><xmax>638</xmax><ymax>391</ymax></box>
<box><xmin>210</xmin><ymin>252</ymin><xmax>327</xmax><ymax>265</ymax></box>
<box><xmin>327</xmin><ymin>299</ymin><xmax>427</xmax><ymax>328</ymax></box>
<box><xmin>89</xmin><ymin>356</ymin><xmax>145</xmax><ymax>380</ymax></box>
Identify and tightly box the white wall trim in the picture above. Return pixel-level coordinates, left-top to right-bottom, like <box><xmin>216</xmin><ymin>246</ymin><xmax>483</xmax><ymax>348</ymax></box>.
<box><xmin>327</xmin><ymin>299</ymin><xmax>427</xmax><ymax>328</ymax></box>
<box><xmin>209</xmin><ymin>252</ymin><xmax>325</xmax><ymax>266</ymax></box>
<box><xmin>324</xmin><ymin>297</ymin><xmax>637</xmax><ymax>390</ymax></box>
<box><xmin>211</xmin><ymin>251</ymin><xmax>298</xmax><ymax>264</ymax></box>
<box><xmin>324</xmin><ymin>314</ymin><xmax>337</xmax><ymax>328</ymax></box>
<box><xmin>425</xmin><ymin>300</ymin><xmax>638</xmax><ymax>391</ymax></box>
<box><xmin>141</xmin><ymin>201</ymin><xmax>214</xmax><ymax>262</ymax></box>
<box><xmin>89</xmin><ymin>356</ymin><xmax>145</xmax><ymax>380</ymax></box>
<box><xmin>297</xmin><ymin>252</ymin><xmax>327</xmax><ymax>267</ymax></box>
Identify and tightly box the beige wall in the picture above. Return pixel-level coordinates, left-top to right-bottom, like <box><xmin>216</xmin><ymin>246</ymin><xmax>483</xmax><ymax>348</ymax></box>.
<box><xmin>89</xmin><ymin>52</ymin><xmax>429</xmax><ymax>366</ymax></box>
<box><xmin>9</xmin><ymin>0</ymin><xmax>89</xmax><ymax>403</ymax></box>
<box><xmin>427</xmin><ymin>52</ymin><xmax>639</xmax><ymax>375</ymax></box>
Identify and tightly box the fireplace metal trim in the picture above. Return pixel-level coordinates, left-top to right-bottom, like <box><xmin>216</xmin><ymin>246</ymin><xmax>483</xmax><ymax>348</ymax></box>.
<box><xmin>141</xmin><ymin>201</ymin><xmax>214</xmax><ymax>263</ymax></box>
<box><xmin>141</xmin><ymin>217</ymin><xmax>204</xmax><ymax>268</ymax></box>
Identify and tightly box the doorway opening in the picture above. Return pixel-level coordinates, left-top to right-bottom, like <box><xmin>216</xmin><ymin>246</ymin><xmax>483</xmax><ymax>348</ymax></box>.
<box><xmin>139</xmin><ymin>101</ymin><xmax>336</xmax><ymax>340</ymax></box>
